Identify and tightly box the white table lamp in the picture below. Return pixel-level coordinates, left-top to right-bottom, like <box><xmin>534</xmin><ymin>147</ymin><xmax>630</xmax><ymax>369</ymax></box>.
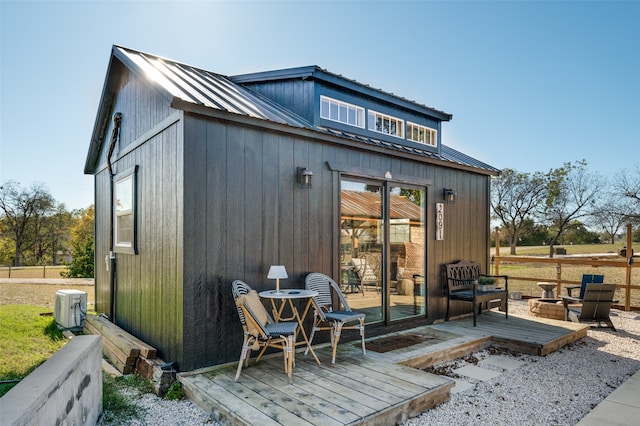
<box><xmin>267</xmin><ymin>265</ymin><xmax>288</xmax><ymax>293</ymax></box>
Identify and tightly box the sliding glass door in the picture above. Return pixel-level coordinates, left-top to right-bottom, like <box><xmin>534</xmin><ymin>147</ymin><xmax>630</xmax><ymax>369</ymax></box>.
<box><xmin>340</xmin><ymin>178</ymin><xmax>426</xmax><ymax>324</ymax></box>
<box><xmin>340</xmin><ymin>180</ymin><xmax>384</xmax><ymax>322</ymax></box>
<box><xmin>389</xmin><ymin>185</ymin><xmax>426</xmax><ymax>320</ymax></box>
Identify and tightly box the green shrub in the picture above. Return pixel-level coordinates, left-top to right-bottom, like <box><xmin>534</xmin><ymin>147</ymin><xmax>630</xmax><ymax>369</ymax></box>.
<box><xmin>478</xmin><ymin>276</ymin><xmax>496</xmax><ymax>285</ymax></box>
<box><xmin>165</xmin><ymin>381</ymin><xmax>185</xmax><ymax>400</ymax></box>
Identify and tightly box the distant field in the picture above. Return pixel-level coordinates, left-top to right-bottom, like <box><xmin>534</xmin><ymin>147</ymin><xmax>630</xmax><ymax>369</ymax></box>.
<box><xmin>0</xmin><ymin>283</ymin><xmax>95</xmax><ymax>310</ymax></box>
<box><xmin>0</xmin><ymin>266</ymin><xmax>69</xmax><ymax>279</ymax></box>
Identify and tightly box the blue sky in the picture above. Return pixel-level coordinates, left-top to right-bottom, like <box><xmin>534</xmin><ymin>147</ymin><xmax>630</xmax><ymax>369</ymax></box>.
<box><xmin>1</xmin><ymin>1</ymin><xmax>638</xmax><ymax>210</ymax></box>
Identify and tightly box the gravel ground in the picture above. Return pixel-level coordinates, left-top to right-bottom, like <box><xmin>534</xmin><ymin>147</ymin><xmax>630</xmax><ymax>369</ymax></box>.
<box><xmin>403</xmin><ymin>300</ymin><xmax>640</xmax><ymax>426</ymax></box>
<box><xmin>102</xmin><ymin>300</ymin><xmax>640</xmax><ymax>425</ymax></box>
<box><xmin>98</xmin><ymin>390</ymin><xmax>215</xmax><ymax>425</ymax></box>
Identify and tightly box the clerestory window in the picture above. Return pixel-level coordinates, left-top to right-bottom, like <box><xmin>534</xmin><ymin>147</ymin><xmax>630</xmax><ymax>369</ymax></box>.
<box><xmin>367</xmin><ymin>110</ymin><xmax>404</xmax><ymax>138</ymax></box>
<box><xmin>320</xmin><ymin>96</ymin><xmax>365</xmax><ymax>128</ymax></box>
<box><xmin>407</xmin><ymin>122</ymin><xmax>437</xmax><ymax>146</ymax></box>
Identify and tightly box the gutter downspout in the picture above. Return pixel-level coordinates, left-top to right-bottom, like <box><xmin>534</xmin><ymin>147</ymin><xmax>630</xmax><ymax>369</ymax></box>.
<box><xmin>107</xmin><ymin>112</ymin><xmax>122</xmax><ymax>322</ymax></box>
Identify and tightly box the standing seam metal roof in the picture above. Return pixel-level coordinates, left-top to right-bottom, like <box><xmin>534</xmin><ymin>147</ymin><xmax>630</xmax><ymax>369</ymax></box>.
<box><xmin>115</xmin><ymin>46</ymin><xmax>313</xmax><ymax>128</ymax></box>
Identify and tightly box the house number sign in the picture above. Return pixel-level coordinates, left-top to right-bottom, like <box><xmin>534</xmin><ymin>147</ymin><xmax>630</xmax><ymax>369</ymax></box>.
<box><xmin>436</xmin><ymin>203</ymin><xmax>444</xmax><ymax>240</ymax></box>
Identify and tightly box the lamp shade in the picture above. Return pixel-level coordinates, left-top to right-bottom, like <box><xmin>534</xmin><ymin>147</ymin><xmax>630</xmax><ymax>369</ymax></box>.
<box><xmin>267</xmin><ymin>265</ymin><xmax>288</xmax><ymax>280</ymax></box>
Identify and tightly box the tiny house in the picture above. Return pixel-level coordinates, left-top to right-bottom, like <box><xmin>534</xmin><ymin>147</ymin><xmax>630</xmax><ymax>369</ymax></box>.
<box><xmin>85</xmin><ymin>45</ymin><xmax>499</xmax><ymax>371</ymax></box>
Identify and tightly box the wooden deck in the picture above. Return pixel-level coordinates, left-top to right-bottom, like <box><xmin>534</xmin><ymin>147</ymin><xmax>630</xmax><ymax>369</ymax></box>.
<box><xmin>180</xmin><ymin>311</ymin><xmax>589</xmax><ymax>425</ymax></box>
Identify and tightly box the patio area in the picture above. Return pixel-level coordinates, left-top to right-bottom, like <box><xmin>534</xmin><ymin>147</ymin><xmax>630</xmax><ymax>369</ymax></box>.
<box><xmin>179</xmin><ymin>311</ymin><xmax>589</xmax><ymax>425</ymax></box>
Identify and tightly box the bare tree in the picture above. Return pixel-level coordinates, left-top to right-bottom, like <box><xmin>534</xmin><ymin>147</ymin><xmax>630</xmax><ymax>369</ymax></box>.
<box><xmin>542</xmin><ymin>160</ymin><xmax>605</xmax><ymax>257</ymax></box>
<box><xmin>614</xmin><ymin>164</ymin><xmax>640</xmax><ymax>224</ymax></box>
<box><xmin>591</xmin><ymin>190</ymin><xmax>635</xmax><ymax>244</ymax></box>
<box><xmin>0</xmin><ymin>181</ymin><xmax>55</xmax><ymax>266</ymax></box>
<box><xmin>491</xmin><ymin>168</ymin><xmax>547</xmax><ymax>254</ymax></box>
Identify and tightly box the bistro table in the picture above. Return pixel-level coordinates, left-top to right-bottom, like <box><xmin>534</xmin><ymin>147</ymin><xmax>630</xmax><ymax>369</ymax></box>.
<box><xmin>259</xmin><ymin>289</ymin><xmax>321</xmax><ymax>365</ymax></box>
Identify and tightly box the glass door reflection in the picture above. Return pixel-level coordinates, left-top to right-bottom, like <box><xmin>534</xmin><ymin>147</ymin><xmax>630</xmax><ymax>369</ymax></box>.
<box><xmin>340</xmin><ymin>180</ymin><xmax>383</xmax><ymax>323</ymax></box>
<box><xmin>389</xmin><ymin>186</ymin><xmax>426</xmax><ymax>321</ymax></box>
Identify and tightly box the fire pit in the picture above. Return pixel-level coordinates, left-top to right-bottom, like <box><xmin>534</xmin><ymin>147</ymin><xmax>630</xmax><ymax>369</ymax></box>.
<box><xmin>528</xmin><ymin>298</ymin><xmax>565</xmax><ymax>321</ymax></box>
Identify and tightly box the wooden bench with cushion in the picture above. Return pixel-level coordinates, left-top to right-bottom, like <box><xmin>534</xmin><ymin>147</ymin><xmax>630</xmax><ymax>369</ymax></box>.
<box><xmin>444</xmin><ymin>260</ymin><xmax>509</xmax><ymax>326</ymax></box>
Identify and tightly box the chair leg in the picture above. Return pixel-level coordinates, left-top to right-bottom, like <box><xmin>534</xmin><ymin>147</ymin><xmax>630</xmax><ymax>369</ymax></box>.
<box><xmin>286</xmin><ymin>335</ymin><xmax>294</xmax><ymax>384</ymax></box>
<box><xmin>244</xmin><ymin>347</ymin><xmax>251</xmax><ymax>367</ymax></box>
<box><xmin>331</xmin><ymin>322</ymin><xmax>344</xmax><ymax>364</ymax></box>
<box><xmin>446</xmin><ymin>299</ymin><xmax>450</xmax><ymax>321</ymax></box>
<box><xmin>504</xmin><ymin>297</ymin><xmax>508</xmax><ymax>320</ymax></box>
<box><xmin>473</xmin><ymin>304</ymin><xmax>477</xmax><ymax>326</ymax></box>
<box><xmin>235</xmin><ymin>335</ymin><xmax>252</xmax><ymax>382</ymax></box>
<box><xmin>255</xmin><ymin>341</ymin><xmax>269</xmax><ymax>363</ymax></box>
<box><xmin>359</xmin><ymin>319</ymin><xmax>366</xmax><ymax>356</ymax></box>
<box><xmin>281</xmin><ymin>344</ymin><xmax>288</xmax><ymax>373</ymax></box>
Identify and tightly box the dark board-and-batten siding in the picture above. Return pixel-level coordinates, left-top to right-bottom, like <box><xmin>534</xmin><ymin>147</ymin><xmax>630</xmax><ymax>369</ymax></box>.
<box><xmin>94</xmin><ymin>120</ymin><xmax>185</xmax><ymax>366</ymax></box>
<box><xmin>181</xmin><ymin>114</ymin><xmax>337</xmax><ymax>368</ymax></box>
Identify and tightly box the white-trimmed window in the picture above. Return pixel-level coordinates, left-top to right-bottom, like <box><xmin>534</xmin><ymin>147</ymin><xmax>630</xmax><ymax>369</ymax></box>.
<box><xmin>367</xmin><ymin>110</ymin><xmax>404</xmax><ymax>138</ymax></box>
<box><xmin>320</xmin><ymin>96</ymin><xmax>365</xmax><ymax>128</ymax></box>
<box><xmin>406</xmin><ymin>122</ymin><xmax>437</xmax><ymax>146</ymax></box>
<box><xmin>114</xmin><ymin>166</ymin><xmax>137</xmax><ymax>254</ymax></box>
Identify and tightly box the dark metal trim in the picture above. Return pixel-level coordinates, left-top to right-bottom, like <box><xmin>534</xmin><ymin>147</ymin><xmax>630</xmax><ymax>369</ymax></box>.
<box><xmin>327</xmin><ymin>161</ymin><xmax>434</xmax><ymax>187</ymax></box>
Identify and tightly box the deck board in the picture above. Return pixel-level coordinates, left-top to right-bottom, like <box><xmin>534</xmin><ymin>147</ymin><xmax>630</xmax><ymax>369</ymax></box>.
<box><xmin>235</xmin><ymin>364</ymin><xmax>360</xmax><ymax>425</ymax></box>
<box><xmin>180</xmin><ymin>311</ymin><xmax>589</xmax><ymax>425</ymax></box>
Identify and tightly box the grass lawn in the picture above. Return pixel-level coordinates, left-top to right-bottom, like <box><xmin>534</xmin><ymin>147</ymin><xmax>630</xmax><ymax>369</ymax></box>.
<box><xmin>0</xmin><ymin>305</ymin><xmax>66</xmax><ymax>397</ymax></box>
<box><xmin>0</xmin><ymin>303</ymin><xmax>150</xmax><ymax>423</ymax></box>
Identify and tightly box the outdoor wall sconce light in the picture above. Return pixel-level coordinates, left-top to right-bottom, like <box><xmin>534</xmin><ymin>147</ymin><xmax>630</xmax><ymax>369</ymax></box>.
<box><xmin>444</xmin><ymin>188</ymin><xmax>456</xmax><ymax>204</ymax></box>
<box><xmin>297</xmin><ymin>167</ymin><xmax>313</xmax><ymax>188</ymax></box>
<box><xmin>267</xmin><ymin>265</ymin><xmax>288</xmax><ymax>293</ymax></box>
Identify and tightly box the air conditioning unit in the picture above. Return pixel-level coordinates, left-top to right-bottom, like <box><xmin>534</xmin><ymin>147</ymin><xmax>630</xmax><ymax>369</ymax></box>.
<box><xmin>54</xmin><ymin>290</ymin><xmax>87</xmax><ymax>330</ymax></box>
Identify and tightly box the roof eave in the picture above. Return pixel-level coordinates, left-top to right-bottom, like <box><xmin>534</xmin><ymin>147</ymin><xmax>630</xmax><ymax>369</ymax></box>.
<box><xmin>84</xmin><ymin>50</ymin><xmax>119</xmax><ymax>175</ymax></box>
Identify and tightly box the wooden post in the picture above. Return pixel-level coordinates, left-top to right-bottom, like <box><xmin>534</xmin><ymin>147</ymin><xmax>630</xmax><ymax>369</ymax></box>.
<box><xmin>556</xmin><ymin>263</ymin><xmax>562</xmax><ymax>294</ymax></box>
<box><xmin>625</xmin><ymin>223</ymin><xmax>632</xmax><ymax>312</ymax></box>
<box><xmin>495</xmin><ymin>228</ymin><xmax>500</xmax><ymax>275</ymax></box>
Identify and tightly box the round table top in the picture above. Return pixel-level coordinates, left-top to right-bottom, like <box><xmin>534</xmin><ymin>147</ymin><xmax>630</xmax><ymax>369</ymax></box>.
<box><xmin>259</xmin><ymin>289</ymin><xmax>318</xmax><ymax>299</ymax></box>
<box><xmin>537</xmin><ymin>282</ymin><xmax>557</xmax><ymax>289</ymax></box>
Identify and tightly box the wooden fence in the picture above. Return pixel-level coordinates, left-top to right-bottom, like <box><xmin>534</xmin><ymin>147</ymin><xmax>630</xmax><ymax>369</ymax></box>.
<box><xmin>494</xmin><ymin>224</ymin><xmax>638</xmax><ymax>311</ymax></box>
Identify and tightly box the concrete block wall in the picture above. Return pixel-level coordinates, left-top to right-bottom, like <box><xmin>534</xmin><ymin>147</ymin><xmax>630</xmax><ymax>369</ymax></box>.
<box><xmin>0</xmin><ymin>335</ymin><xmax>102</xmax><ymax>426</ymax></box>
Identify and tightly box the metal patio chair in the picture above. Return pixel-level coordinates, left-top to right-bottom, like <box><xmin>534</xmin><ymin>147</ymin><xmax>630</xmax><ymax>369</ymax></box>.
<box><xmin>231</xmin><ymin>280</ymin><xmax>298</xmax><ymax>383</ymax></box>
<box><xmin>565</xmin><ymin>274</ymin><xmax>604</xmax><ymax>299</ymax></box>
<box><xmin>305</xmin><ymin>272</ymin><xmax>366</xmax><ymax>364</ymax></box>
<box><xmin>562</xmin><ymin>283</ymin><xmax>617</xmax><ymax>331</ymax></box>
